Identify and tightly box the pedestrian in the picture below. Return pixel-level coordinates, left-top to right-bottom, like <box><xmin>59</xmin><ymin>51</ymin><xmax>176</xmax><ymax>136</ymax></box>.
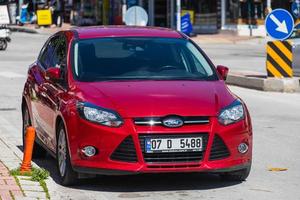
<box><xmin>51</xmin><ymin>0</ymin><xmax>64</xmax><ymax>27</ymax></box>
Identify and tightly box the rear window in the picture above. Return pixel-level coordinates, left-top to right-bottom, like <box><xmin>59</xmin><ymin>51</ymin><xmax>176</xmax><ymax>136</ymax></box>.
<box><xmin>72</xmin><ymin>37</ymin><xmax>217</xmax><ymax>81</ymax></box>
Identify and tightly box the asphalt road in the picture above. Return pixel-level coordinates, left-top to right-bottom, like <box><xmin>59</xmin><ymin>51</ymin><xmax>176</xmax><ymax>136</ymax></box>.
<box><xmin>0</xmin><ymin>32</ymin><xmax>299</xmax><ymax>200</ymax></box>
<box><xmin>199</xmin><ymin>39</ymin><xmax>266</xmax><ymax>74</ymax></box>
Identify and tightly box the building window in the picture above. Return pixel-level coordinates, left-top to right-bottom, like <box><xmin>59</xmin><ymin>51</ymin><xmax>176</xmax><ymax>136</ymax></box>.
<box><xmin>182</xmin><ymin>0</ymin><xmax>219</xmax><ymax>33</ymax></box>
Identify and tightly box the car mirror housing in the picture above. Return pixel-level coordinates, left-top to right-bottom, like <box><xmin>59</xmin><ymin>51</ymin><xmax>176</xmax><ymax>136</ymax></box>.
<box><xmin>45</xmin><ymin>67</ymin><xmax>61</xmax><ymax>81</ymax></box>
<box><xmin>216</xmin><ymin>65</ymin><xmax>229</xmax><ymax>80</ymax></box>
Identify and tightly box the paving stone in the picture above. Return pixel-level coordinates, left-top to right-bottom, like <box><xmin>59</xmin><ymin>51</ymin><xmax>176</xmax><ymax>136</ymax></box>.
<box><xmin>17</xmin><ymin>176</ymin><xmax>31</xmax><ymax>180</ymax></box>
<box><xmin>21</xmin><ymin>185</ymin><xmax>44</xmax><ymax>192</ymax></box>
<box><xmin>0</xmin><ymin>190</ymin><xmax>13</xmax><ymax>200</ymax></box>
<box><xmin>15</xmin><ymin>197</ymin><xmax>37</xmax><ymax>200</ymax></box>
<box><xmin>24</xmin><ymin>191</ymin><xmax>46</xmax><ymax>199</ymax></box>
<box><xmin>19</xmin><ymin>179</ymin><xmax>41</xmax><ymax>186</ymax></box>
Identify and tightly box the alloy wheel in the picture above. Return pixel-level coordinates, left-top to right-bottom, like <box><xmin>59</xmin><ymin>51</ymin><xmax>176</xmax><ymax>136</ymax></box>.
<box><xmin>58</xmin><ymin>129</ymin><xmax>67</xmax><ymax>177</ymax></box>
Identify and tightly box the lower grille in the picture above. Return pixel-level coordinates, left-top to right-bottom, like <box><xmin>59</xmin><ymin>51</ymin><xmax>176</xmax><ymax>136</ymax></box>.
<box><xmin>139</xmin><ymin>134</ymin><xmax>209</xmax><ymax>163</ymax></box>
<box><xmin>209</xmin><ymin>134</ymin><xmax>230</xmax><ymax>160</ymax></box>
<box><xmin>110</xmin><ymin>136</ymin><xmax>137</xmax><ymax>162</ymax></box>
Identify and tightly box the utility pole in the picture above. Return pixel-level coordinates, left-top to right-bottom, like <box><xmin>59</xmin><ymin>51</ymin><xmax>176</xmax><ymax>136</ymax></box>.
<box><xmin>176</xmin><ymin>0</ymin><xmax>181</xmax><ymax>31</ymax></box>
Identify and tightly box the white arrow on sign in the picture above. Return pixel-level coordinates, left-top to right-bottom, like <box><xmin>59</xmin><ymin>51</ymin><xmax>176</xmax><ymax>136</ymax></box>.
<box><xmin>270</xmin><ymin>14</ymin><xmax>288</xmax><ymax>34</ymax></box>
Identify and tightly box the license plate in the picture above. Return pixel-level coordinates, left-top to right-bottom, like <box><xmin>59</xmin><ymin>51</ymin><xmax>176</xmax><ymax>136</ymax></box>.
<box><xmin>145</xmin><ymin>137</ymin><xmax>203</xmax><ymax>153</ymax></box>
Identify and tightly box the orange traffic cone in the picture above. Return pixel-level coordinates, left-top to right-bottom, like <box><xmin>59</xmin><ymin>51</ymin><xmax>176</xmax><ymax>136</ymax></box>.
<box><xmin>20</xmin><ymin>126</ymin><xmax>36</xmax><ymax>173</ymax></box>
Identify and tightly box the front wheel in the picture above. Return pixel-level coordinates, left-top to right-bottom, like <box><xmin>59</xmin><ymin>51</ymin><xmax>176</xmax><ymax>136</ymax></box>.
<box><xmin>56</xmin><ymin>122</ymin><xmax>77</xmax><ymax>186</ymax></box>
<box><xmin>0</xmin><ymin>39</ymin><xmax>7</xmax><ymax>50</ymax></box>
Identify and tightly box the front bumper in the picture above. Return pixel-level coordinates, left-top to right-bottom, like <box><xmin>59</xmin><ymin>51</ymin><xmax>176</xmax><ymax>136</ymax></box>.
<box><xmin>73</xmin><ymin>162</ymin><xmax>251</xmax><ymax>175</ymax></box>
<box><xmin>66</xmin><ymin>116</ymin><xmax>252</xmax><ymax>175</ymax></box>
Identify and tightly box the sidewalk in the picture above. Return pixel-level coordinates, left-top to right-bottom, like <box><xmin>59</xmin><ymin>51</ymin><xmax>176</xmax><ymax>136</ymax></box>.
<box><xmin>0</xmin><ymin>162</ymin><xmax>23</xmax><ymax>200</ymax></box>
<box><xmin>9</xmin><ymin>23</ymin><xmax>73</xmax><ymax>35</ymax></box>
<box><xmin>192</xmin><ymin>30</ymin><xmax>258</xmax><ymax>44</ymax></box>
<box><xmin>9</xmin><ymin>24</ymin><xmax>264</xmax><ymax>44</ymax></box>
<box><xmin>0</xmin><ymin>127</ymin><xmax>49</xmax><ymax>200</ymax></box>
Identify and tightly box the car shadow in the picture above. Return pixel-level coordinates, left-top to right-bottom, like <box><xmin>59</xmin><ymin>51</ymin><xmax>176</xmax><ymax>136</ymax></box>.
<box><xmin>32</xmin><ymin>154</ymin><xmax>242</xmax><ymax>193</ymax></box>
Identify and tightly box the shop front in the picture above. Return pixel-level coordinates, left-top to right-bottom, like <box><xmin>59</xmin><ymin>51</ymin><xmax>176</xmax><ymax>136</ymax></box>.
<box><xmin>70</xmin><ymin>0</ymin><xmax>123</xmax><ymax>26</ymax></box>
<box><xmin>181</xmin><ymin>0</ymin><xmax>221</xmax><ymax>34</ymax></box>
<box><xmin>222</xmin><ymin>0</ymin><xmax>293</xmax><ymax>35</ymax></box>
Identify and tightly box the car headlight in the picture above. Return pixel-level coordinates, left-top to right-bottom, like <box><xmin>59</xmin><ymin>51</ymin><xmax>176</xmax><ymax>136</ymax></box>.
<box><xmin>77</xmin><ymin>102</ymin><xmax>123</xmax><ymax>127</ymax></box>
<box><xmin>218</xmin><ymin>100</ymin><xmax>244</xmax><ymax>125</ymax></box>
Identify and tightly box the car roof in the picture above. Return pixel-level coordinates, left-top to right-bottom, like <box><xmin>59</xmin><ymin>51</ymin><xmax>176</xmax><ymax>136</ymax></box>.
<box><xmin>72</xmin><ymin>26</ymin><xmax>184</xmax><ymax>39</ymax></box>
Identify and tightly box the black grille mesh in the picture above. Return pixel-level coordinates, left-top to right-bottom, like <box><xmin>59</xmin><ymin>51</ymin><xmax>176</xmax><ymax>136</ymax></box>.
<box><xmin>139</xmin><ymin>134</ymin><xmax>209</xmax><ymax>163</ymax></box>
<box><xmin>209</xmin><ymin>134</ymin><xmax>230</xmax><ymax>160</ymax></box>
<box><xmin>110</xmin><ymin>136</ymin><xmax>138</xmax><ymax>162</ymax></box>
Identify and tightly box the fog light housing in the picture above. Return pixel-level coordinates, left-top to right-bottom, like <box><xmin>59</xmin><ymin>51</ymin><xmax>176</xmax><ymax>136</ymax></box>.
<box><xmin>238</xmin><ymin>143</ymin><xmax>248</xmax><ymax>154</ymax></box>
<box><xmin>82</xmin><ymin>146</ymin><xmax>97</xmax><ymax>157</ymax></box>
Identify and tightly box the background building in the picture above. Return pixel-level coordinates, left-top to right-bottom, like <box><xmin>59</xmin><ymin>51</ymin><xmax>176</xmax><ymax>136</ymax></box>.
<box><xmin>14</xmin><ymin>0</ymin><xmax>294</xmax><ymax>35</ymax></box>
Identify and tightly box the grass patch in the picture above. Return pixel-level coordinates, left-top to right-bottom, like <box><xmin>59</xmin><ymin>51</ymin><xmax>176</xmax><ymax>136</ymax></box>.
<box><xmin>10</xmin><ymin>167</ymin><xmax>50</xmax><ymax>199</ymax></box>
<box><xmin>40</xmin><ymin>179</ymin><xmax>50</xmax><ymax>199</ymax></box>
<box><xmin>10</xmin><ymin>167</ymin><xmax>49</xmax><ymax>182</ymax></box>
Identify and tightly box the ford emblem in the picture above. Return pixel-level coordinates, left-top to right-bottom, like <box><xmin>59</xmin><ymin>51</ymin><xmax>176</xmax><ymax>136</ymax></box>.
<box><xmin>162</xmin><ymin>117</ymin><xmax>184</xmax><ymax>128</ymax></box>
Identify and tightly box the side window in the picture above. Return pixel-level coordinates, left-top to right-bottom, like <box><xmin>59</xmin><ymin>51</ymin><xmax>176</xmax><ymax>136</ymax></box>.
<box><xmin>53</xmin><ymin>36</ymin><xmax>68</xmax><ymax>86</ymax></box>
<box><xmin>39</xmin><ymin>37</ymin><xmax>58</xmax><ymax>69</ymax></box>
<box><xmin>53</xmin><ymin>36</ymin><xmax>67</xmax><ymax>68</ymax></box>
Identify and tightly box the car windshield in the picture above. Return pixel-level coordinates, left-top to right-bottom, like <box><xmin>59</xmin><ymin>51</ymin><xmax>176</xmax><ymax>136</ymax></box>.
<box><xmin>72</xmin><ymin>37</ymin><xmax>217</xmax><ymax>81</ymax></box>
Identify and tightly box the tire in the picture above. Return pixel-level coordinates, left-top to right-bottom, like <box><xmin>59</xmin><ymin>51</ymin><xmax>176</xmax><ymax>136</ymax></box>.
<box><xmin>220</xmin><ymin>164</ymin><xmax>251</xmax><ymax>182</ymax></box>
<box><xmin>56</xmin><ymin>122</ymin><xmax>77</xmax><ymax>186</ymax></box>
<box><xmin>0</xmin><ymin>39</ymin><xmax>7</xmax><ymax>51</ymax></box>
<box><xmin>22</xmin><ymin>105</ymin><xmax>47</xmax><ymax>158</ymax></box>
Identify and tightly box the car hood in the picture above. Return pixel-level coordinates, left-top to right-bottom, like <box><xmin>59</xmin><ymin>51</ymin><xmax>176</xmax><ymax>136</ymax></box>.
<box><xmin>75</xmin><ymin>81</ymin><xmax>236</xmax><ymax>118</ymax></box>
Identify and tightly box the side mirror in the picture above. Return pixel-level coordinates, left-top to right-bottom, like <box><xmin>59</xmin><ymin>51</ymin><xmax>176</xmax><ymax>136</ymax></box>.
<box><xmin>45</xmin><ymin>68</ymin><xmax>61</xmax><ymax>81</ymax></box>
<box><xmin>216</xmin><ymin>65</ymin><xmax>229</xmax><ymax>80</ymax></box>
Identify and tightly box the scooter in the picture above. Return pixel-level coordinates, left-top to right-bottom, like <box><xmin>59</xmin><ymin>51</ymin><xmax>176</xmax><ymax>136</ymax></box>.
<box><xmin>0</xmin><ymin>25</ymin><xmax>11</xmax><ymax>51</ymax></box>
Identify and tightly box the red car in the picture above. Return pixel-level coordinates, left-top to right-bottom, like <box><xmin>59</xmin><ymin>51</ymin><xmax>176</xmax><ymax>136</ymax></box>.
<box><xmin>22</xmin><ymin>26</ymin><xmax>252</xmax><ymax>186</ymax></box>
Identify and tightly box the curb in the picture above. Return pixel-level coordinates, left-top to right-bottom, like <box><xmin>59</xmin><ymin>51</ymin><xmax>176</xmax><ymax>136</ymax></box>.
<box><xmin>8</xmin><ymin>26</ymin><xmax>38</xmax><ymax>34</ymax></box>
<box><xmin>226</xmin><ymin>74</ymin><xmax>300</xmax><ymax>93</ymax></box>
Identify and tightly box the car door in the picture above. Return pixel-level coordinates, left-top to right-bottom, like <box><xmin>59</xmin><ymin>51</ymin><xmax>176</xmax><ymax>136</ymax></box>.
<box><xmin>38</xmin><ymin>34</ymin><xmax>68</xmax><ymax>152</ymax></box>
<box><xmin>30</xmin><ymin>36</ymin><xmax>58</xmax><ymax>149</ymax></box>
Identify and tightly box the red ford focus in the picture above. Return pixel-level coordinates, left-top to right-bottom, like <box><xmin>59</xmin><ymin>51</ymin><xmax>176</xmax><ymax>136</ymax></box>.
<box><xmin>22</xmin><ymin>26</ymin><xmax>252</xmax><ymax>186</ymax></box>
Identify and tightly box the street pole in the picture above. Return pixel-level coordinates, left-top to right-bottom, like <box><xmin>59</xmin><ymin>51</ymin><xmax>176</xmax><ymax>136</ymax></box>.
<box><xmin>176</xmin><ymin>0</ymin><xmax>181</xmax><ymax>31</ymax></box>
<box><xmin>122</xmin><ymin>0</ymin><xmax>127</xmax><ymax>23</ymax></box>
<box><xmin>248</xmin><ymin>0</ymin><xmax>253</xmax><ymax>37</ymax></box>
<box><xmin>267</xmin><ymin>0</ymin><xmax>271</xmax><ymax>11</ymax></box>
<box><xmin>19</xmin><ymin>0</ymin><xmax>23</xmax><ymax>17</ymax></box>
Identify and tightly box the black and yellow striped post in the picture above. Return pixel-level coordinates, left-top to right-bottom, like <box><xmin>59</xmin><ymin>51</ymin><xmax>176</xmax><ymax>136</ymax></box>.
<box><xmin>266</xmin><ymin>40</ymin><xmax>293</xmax><ymax>78</ymax></box>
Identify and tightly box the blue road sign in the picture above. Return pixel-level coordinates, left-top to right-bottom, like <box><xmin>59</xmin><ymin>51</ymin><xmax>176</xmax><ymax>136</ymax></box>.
<box><xmin>265</xmin><ymin>9</ymin><xmax>294</xmax><ymax>40</ymax></box>
<box><xmin>292</xmin><ymin>1</ymin><xmax>300</xmax><ymax>18</ymax></box>
<box><xmin>181</xmin><ymin>13</ymin><xmax>193</xmax><ymax>35</ymax></box>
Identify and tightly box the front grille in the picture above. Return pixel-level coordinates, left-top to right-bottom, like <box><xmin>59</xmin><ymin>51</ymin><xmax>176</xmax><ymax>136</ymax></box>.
<box><xmin>134</xmin><ymin>116</ymin><xmax>210</xmax><ymax>126</ymax></box>
<box><xmin>110</xmin><ymin>136</ymin><xmax>137</xmax><ymax>162</ymax></box>
<box><xmin>209</xmin><ymin>134</ymin><xmax>230</xmax><ymax>160</ymax></box>
<box><xmin>147</xmin><ymin>164</ymin><xmax>200</xmax><ymax>169</ymax></box>
<box><xmin>139</xmin><ymin>134</ymin><xmax>209</xmax><ymax>163</ymax></box>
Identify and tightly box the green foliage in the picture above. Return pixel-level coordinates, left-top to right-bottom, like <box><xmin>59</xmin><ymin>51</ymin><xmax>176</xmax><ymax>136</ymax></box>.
<box><xmin>10</xmin><ymin>167</ymin><xmax>49</xmax><ymax>181</ymax></box>
<box><xmin>10</xmin><ymin>167</ymin><xmax>50</xmax><ymax>199</ymax></box>
<box><xmin>31</xmin><ymin>168</ymin><xmax>50</xmax><ymax>182</ymax></box>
